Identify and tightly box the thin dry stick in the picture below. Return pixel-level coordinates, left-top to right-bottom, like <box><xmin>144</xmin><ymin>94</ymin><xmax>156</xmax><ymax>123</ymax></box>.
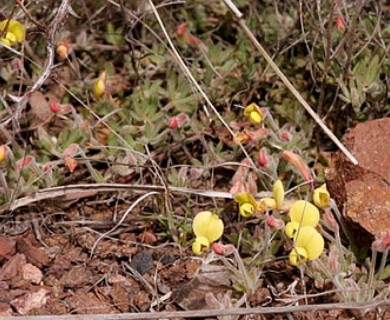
<box><xmin>221</xmin><ymin>0</ymin><xmax>358</xmax><ymax>166</ymax></box>
<box><xmin>146</xmin><ymin>0</ymin><xmax>256</xmax><ymax>169</ymax></box>
<box><xmin>0</xmin><ymin>300</ymin><xmax>388</xmax><ymax>320</ymax></box>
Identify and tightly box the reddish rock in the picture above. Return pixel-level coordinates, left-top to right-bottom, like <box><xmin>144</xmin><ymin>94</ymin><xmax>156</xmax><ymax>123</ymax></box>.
<box><xmin>0</xmin><ymin>254</ymin><xmax>26</xmax><ymax>281</ymax></box>
<box><xmin>0</xmin><ymin>236</ymin><xmax>15</xmax><ymax>261</ymax></box>
<box><xmin>22</xmin><ymin>263</ymin><xmax>43</xmax><ymax>284</ymax></box>
<box><xmin>65</xmin><ymin>292</ymin><xmax>115</xmax><ymax>314</ymax></box>
<box><xmin>326</xmin><ymin>118</ymin><xmax>390</xmax><ymax>246</ymax></box>
<box><xmin>0</xmin><ymin>302</ymin><xmax>12</xmax><ymax>316</ymax></box>
<box><xmin>17</xmin><ymin>238</ymin><xmax>50</xmax><ymax>267</ymax></box>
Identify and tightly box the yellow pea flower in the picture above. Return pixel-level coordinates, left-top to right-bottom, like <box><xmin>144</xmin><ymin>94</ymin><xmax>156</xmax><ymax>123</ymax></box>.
<box><xmin>313</xmin><ymin>184</ymin><xmax>330</xmax><ymax>208</ymax></box>
<box><xmin>234</xmin><ymin>192</ymin><xmax>259</xmax><ymax>217</ymax></box>
<box><xmin>244</xmin><ymin>103</ymin><xmax>263</xmax><ymax>125</ymax></box>
<box><xmin>289</xmin><ymin>247</ymin><xmax>307</xmax><ymax>266</ymax></box>
<box><xmin>289</xmin><ymin>200</ymin><xmax>319</xmax><ymax>228</ymax></box>
<box><xmin>0</xmin><ymin>19</ymin><xmax>25</xmax><ymax>46</ymax></box>
<box><xmin>289</xmin><ymin>226</ymin><xmax>324</xmax><ymax>266</ymax></box>
<box><xmin>273</xmin><ymin>180</ymin><xmax>284</xmax><ymax>209</ymax></box>
<box><xmin>258</xmin><ymin>197</ymin><xmax>276</xmax><ymax>211</ymax></box>
<box><xmin>285</xmin><ymin>221</ymin><xmax>300</xmax><ymax>238</ymax></box>
<box><xmin>93</xmin><ymin>70</ymin><xmax>107</xmax><ymax>99</ymax></box>
<box><xmin>239</xmin><ymin>202</ymin><xmax>255</xmax><ymax>218</ymax></box>
<box><xmin>192</xmin><ymin>211</ymin><xmax>223</xmax><ymax>255</ymax></box>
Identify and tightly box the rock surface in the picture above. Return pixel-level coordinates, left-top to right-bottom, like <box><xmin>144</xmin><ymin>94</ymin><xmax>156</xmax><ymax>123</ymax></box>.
<box><xmin>326</xmin><ymin>118</ymin><xmax>390</xmax><ymax>246</ymax></box>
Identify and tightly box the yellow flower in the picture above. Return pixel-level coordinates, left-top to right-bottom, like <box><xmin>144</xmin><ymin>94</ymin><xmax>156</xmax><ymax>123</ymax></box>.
<box><xmin>244</xmin><ymin>103</ymin><xmax>263</xmax><ymax>125</ymax></box>
<box><xmin>93</xmin><ymin>70</ymin><xmax>107</xmax><ymax>99</ymax></box>
<box><xmin>285</xmin><ymin>221</ymin><xmax>300</xmax><ymax>238</ymax></box>
<box><xmin>234</xmin><ymin>192</ymin><xmax>258</xmax><ymax>217</ymax></box>
<box><xmin>258</xmin><ymin>197</ymin><xmax>276</xmax><ymax>211</ymax></box>
<box><xmin>273</xmin><ymin>180</ymin><xmax>284</xmax><ymax>209</ymax></box>
<box><xmin>239</xmin><ymin>202</ymin><xmax>254</xmax><ymax>218</ymax></box>
<box><xmin>0</xmin><ymin>19</ymin><xmax>25</xmax><ymax>46</ymax></box>
<box><xmin>192</xmin><ymin>211</ymin><xmax>223</xmax><ymax>255</ymax></box>
<box><xmin>289</xmin><ymin>226</ymin><xmax>324</xmax><ymax>266</ymax></box>
<box><xmin>313</xmin><ymin>184</ymin><xmax>330</xmax><ymax>208</ymax></box>
<box><xmin>0</xmin><ymin>145</ymin><xmax>7</xmax><ymax>162</ymax></box>
<box><xmin>289</xmin><ymin>200</ymin><xmax>319</xmax><ymax>228</ymax></box>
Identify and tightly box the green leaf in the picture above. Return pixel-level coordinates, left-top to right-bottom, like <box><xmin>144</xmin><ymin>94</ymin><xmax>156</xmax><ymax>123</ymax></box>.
<box><xmin>378</xmin><ymin>265</ymin><xmax>390</xmax><ymax>281</ymax></box>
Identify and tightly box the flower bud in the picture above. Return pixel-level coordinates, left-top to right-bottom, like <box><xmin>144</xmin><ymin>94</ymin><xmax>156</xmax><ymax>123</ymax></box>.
<box><xmin>64</xmin><ymin>157</ymin><xmax>78</xmax><ymax>173</ymax></box>
<box><xmin>313</xmin><ymin>184</ymin><xmax>330</xmax><ymax>208</ymax></box>
<box><xmin>336</xmin><ymin>15</ymin><xmax>345</xmax><ymax>33</ymax></box>
<box><xmin>212</xmin><ymin>242</ymin><xmax>235</xmax><ymax>256</ymax></box>
<box><xmin>0</xmin><ymin>145</ymin><xmax>7</xmax><ymax>162</ymax></box>
<box><xmin>280</xmin><ymin>131</ymin><xmax>292</xmax><ymax>141</ymax></box>
<box><xmin>93</xmin><ymin>71</ymin><xmax>107</xmax><ymax>99</ymax></box>
<box><xmin>56</xmin><ymin>40</ymin><xmax>71</xmax><ymax>60</ymax></box>
<box><xmin>267</xmin><ymin>215</ymin><xmax>285</xmax><ymax>230</ymax></box>
<box><xmin>283</xmin><ymin>150</ymin><xmax>312</xmax><ymax>182</ymax></box>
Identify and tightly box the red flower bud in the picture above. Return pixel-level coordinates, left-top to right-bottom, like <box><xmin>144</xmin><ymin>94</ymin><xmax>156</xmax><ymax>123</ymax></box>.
<box><xmin>280</xmin><ymin>131</ymin><xmax>291</xmax><ymax>141</ymax></box>
<box><xmin>168</xmin><ymin>117</ymin><xmax>178</xmax><ymax>130</ymax></box>
<box><xmin>336</xmin><ymin>15</ymin><xmax>345</xmax><ymax>33</ymax></box>
<box><xmin>258</xmin><ymin>148</ymin><xmax>268</xmax><ymax>167</ymax></box>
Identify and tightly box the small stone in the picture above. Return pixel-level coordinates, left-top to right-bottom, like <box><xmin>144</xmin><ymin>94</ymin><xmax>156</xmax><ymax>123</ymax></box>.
<box><xmin>130</xmin><ymin>252</ymin><xmax>153</xmax><ymax>275</ymax></box>
<box><xmin>22</xmin><ymin>263</ymin><xmax>43</xmax><ymax>284</ymax></box>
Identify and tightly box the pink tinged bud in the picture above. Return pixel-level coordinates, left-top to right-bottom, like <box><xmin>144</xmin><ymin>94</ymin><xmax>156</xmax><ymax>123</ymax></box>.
<box><xmin>329</xmin><ymin>246</ymin><xmax>339</xmax><ymax>272</ymax></box>
<box><xmin>323</xmin><ymin>209</ymin><xmax>339</xmax><ymax>232</ymax></box>
<box><xmin>50</xmin><ymin>101</ymin><xmax>62</xmax><ymax>113</ymax></box>
<box><xmin>62</xmin><ymin>143</ymin><xmax>79</xmax><ymax>158</ymax></box>
<box><xmin>50</xmin><ymin>101</ymin><xmax>74</xmax><ymax>114</ymax></box>
<box><xmin>336</xmin><ymin>15</ymin><xmax>345</xmax><ymax>33</ymax></box>
<box><xmin>282</xmin><ymin>151</ymin><xmax>312</xmax><ymax>182</ymax></box>
<box><xmin>384</xmin><ymin>230</ymin><xmax>390</xmax><ymax>247</ymax></box>
<box><xmin>280</xmin><ymin>132</ymin><xmax>291</xmax><ymax>141</ymax></box>
<box><xmin>15</xmin><ymin>155</ymin><xmax>35</xmax><ymax>171</ymax></box>
<box><xmin>211</xmin><ymin>242</ymin><xmax>235</xmax><ymax>256</ymax></box>
<box><xmin>246</xmin><ymin>172</ymin><xmax>258</xmax><ymax>194</ymax></box>
<box><xmin>167</xmin><ymin>117</ymin><xmax>178</xmax><ymax>130</ymax></box>
<box><xmin>229</xmin><ymin>181</ymin><xmax>247</xmax><ymax>195</ymax></box>
<box><xmin>372</xmin><ymin>230</ymin><xmax>390</xmax><ymax>252</ymax></box>
<box><xmin>267</xmin><ymin>215</ymin><xmax>285</xmax><ymax>230</ymax></box>
<box><xmin>64</xmin><ymin>157</ymin><xmax>78</xmax><ymax>173</ymax></box>
<box><xmin>42</xmin><ymin>164</ymin><xmax>52</xmax><ymax>175</ymax></box>
<box><xmin>257</xmin><ymin>148</ymin><xmax>269</xmax><ymax>167</ymax></box>
<box><xmin>168</xmin><ymin>113</ymin><xmax>188</xmax><ymax>130</ymax></box>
